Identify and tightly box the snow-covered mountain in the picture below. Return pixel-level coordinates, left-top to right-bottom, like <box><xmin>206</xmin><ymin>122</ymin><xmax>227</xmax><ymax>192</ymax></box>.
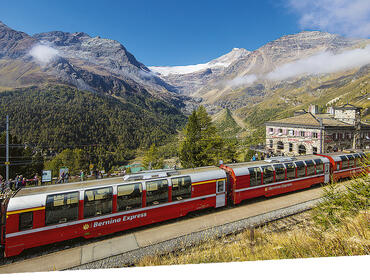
<box><xmin>149</xmin><ymin>48</ymin><xmax>250</xmax><ymax>76</ymax></box>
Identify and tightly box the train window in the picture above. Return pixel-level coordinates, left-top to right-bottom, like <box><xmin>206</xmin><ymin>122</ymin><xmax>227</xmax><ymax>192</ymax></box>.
<box><xmin>261</xmin><ymin>165</ymin><xmax>274</xmax><ymax>184</ymax></box>
<box><xmin>347</xmin><ymin>155</ymin><xmax>354</xmax><ymax>167</ymax></box>
<box><xmin>84</xmin><ymin>187</ymin><xmax>113</xmax><ymax>218</ymax></box>
<box><xmin>340</xmin><ymin>156</ymin><xmax>349</xmax><ymax>169</ymax></box>
<box><xmin>172</xmin><ymin>176</ymin><xmax>191</xmax><ymax>201</ymax></box>
<box><xmin>353</xmin><ymin>154</ymin><xmax>360</xmax><ymax>166</ymax></box>
<box><xmin>248</xmin><ymin>167</ymin><xmax>262</xmax><ymax>187</ymax></box>
<box><xmin>274</xmin><ymin>164</ymin><xmax>285</xmax><ymax>182</ymax></box>
<box><xmin>295</xmin><ymin>161</ymin><xmax>306</xmax><ymax>178</ymax></box>
<box><xmin>146</xmin><ymin>179</ymin><xmax>168</xmax><ymax>206</ymax></box>
<box><xmin>217</xmin><ymin>180</ymin><xmax>225</xmax><ymax>192</ymax></box>
<box><xmin>314</xmin><ymin>159</ymin><xmax>324</xmax><ymax>174</ymax></box>
<box><xmin>359</xmin><ymin>153</ymin><xmax>367</xmax><ymax>164</ymax></box>
<box><xmin>285</xmin><ymin>163</ymin><xmax>296</xmax><ymax>180</ymax></box>
<box><xmin>305</xmin><ymin>160</ymin><xmax>315</xmax><ymax>176</ymax></box>
<box><xmin>117</xmin><ymin>183</ymin><xmax>142</xmax><ymax>211</ymax></box>
<box><xmin>46</xmin><ymin>191</ymin><xmax>79</xmax><ymax>225</ymax></box>
<box><xmin>19</xmin><ymin>212</ymin><xmax>33</xmax><ymax>231</ymax></box>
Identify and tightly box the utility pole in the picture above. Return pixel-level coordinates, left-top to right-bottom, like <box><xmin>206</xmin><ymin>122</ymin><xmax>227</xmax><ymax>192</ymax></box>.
<box><xmin>5</xmin><ymin>115</ymin><xmax>9</xmax><ymax>182</ymax></box>
<box><xmin>319</xmin><ymin>118</ymin><xmax>323</xmax><ymax>154</ymax></box>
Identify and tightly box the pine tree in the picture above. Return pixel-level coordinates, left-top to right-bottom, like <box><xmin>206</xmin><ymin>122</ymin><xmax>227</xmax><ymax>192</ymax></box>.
<box><xmin>179</xmin><ymin>106</ymin><xmax>223</xmax><ymax>168</ymax></box>
<box><xmin>143</xmin><ymin>144</ymin><xmax>164</xmax><ymax>170</ymax></box>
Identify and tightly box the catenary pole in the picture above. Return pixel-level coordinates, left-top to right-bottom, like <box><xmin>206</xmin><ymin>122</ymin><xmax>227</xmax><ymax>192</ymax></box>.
<box><xmin>6</xmin><ymin>115</ymin><xmax>9</xmax><ymax>182</ymax></box>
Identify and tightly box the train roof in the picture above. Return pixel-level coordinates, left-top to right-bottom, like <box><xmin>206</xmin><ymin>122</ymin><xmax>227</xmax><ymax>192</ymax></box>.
<box><xmin>13</xmin><ymin>166</ymin><xmax>225</xmax><ymax>198</ymax></box>
<box><xmin>226</xmin><ymin>154</ymin><xmax>326</xmax><ymax>169</ymax></box>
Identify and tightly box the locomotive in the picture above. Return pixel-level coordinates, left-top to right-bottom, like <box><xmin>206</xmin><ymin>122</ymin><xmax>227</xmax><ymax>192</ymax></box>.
<box><xmin>0</xmin><ymin>151</ymin><xmax>368</xmax><ymax>258</ymax></box>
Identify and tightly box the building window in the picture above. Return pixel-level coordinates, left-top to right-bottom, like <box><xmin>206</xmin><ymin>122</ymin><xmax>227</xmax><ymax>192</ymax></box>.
<box><xmin>313</xmin><ymin>147</ymin><xmax>317</xmax><ymax>154</ymax></box>
<box><xmin>300</xmin><ymin>131</ymin><xmax>305</xmax><ymax>137</ymax></box>
<box><xmin>298</xmin><ymin>144</ymin><xmax>306</xmax><ymax>155</ymax></box>
<box><xmin>288</xmin><ymin>130</ymin><xmax>295</xmax><ymax>136</ymax></box>
<box><xmin>278</xmin><ymin>128</ymin><xmax>283</xmax><ymax>135</ymax></box>
<box><xmin>312</xmin><ymin>132</ymin><xmax>318</xmax><ymax>138</ymax></box>
<box><xmin>269</xmin><ymin>140</ymin><xmax>273</xmax><ymax>148</ymax></box>
<box><xmin>289</xmin><ymin>143</ymin><xmax>293</xmax><ymax>152</ymax></box>
<box><xmin>269</xmin><ymin>128</ymin><xmax>273</xmax><ymax>134</ymax></box>
<box><xmin>277</xmin><ymin>141</ymin><xmax>284</xmax><ymax>150</ymax></box>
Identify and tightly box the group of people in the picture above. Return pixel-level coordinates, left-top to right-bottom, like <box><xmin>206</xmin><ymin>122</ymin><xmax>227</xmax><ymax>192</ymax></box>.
<box><xmin>251</xmin><ymin>151</ymin><xmax>283</xmax><ymax>161</ymax></box>
<box><xmin>0</xmin><ymin>174</ymin><xmax>40</xmax><ymax>193</ymax></box>
<box><xmin>57</xmin><ymin>171</ymin><xmax>69</xmax><ymax>184</ymax></box>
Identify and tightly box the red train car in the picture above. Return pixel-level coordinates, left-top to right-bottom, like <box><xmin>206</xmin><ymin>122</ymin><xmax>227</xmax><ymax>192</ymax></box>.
<box><xmin>0</xmin><ymin>151</ymin><xmax>368</xmax><ymax>258</ymax></box>
<box><xmin>1</xmin><ymin>167</ymin><xmax>227</xmax><ymax>257</ymax></box>
<box><xmin>221</xmin><ymin>154</ymin><xmax>331</xmax><ymax>205</ymax></box>
<box><xmin>317</xmin><ymin>151</ymin><xmax>368</xmax><ymax>181</ymax></box>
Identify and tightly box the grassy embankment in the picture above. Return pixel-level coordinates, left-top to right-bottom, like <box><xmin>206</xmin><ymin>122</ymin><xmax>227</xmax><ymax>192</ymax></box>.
<box><xmin>137</xmin><ymin>169</ymin><xmax>369</xmax><ymax>266</ymax></box>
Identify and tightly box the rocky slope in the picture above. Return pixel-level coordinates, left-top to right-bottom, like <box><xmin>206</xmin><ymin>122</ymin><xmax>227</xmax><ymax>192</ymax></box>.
<box><xmin>150</xmin><ymin>31</ymin><xmax>369</xmax><ymax>114</ymax></box>
<box><xmin>0</xmin><ymin>21</ymin><xmax>183</xmax><ymax>106</ymax></box>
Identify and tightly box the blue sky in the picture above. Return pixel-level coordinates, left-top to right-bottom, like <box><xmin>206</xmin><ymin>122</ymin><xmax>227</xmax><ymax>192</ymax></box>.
<box><xmin>1</xmin><ymin>0</ymin><xmax>369</xmax><ymax>66</ymax></box>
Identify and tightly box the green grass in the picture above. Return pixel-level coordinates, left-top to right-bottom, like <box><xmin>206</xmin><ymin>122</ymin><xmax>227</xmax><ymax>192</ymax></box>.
<box><xmin>136</xmin><ymin>169</ymin><xmax>370</xmax><ymax>266</ymax></box>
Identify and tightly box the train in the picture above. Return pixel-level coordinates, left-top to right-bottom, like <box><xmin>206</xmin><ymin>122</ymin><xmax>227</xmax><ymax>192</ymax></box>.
<box><xmin>0</xmin><ymin>151</ymin><xmax>368</xmax><ymax>258</ymax></box>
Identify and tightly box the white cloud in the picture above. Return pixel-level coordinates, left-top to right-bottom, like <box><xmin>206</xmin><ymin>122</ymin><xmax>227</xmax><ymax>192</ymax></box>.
<box><xmin>288</xmin><ymin>0</ymin><xmax>370</xmax><ymax>38</ymax></box>
<box><xmin>227</xmin><ymin>74</ymin><xmax>258</xmax><ymax>88</ymax></box>
<box><xmin>266</xmin><ymin>44</ymin><xmax>370</xmax><ymax>80</ymax></box>
<box><xmin>29</xmin><ymin>44</ymin><xmax>59</xmax><ymax>65</ymax></box>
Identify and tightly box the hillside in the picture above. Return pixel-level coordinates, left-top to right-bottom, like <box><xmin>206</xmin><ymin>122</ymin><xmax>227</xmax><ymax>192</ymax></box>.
<box><xmin>0</xmin><ymin>85</ymin><xmax>186</xmax><ymax>152</ymax></box>
<box><xmin>238</xmin><ymin>65</ymin><xmax>370</xmax><ymax>130</ymax></box>
<box><xmin>212</xmin><ymin>108</ymin><xmax>244</xmax><ymax>137</ymax></box>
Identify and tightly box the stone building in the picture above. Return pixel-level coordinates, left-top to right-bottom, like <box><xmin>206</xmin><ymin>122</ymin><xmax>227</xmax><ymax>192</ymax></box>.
<box><xmin>265</xmin><ymin>104</ymin><xmax>370</xmax><ymax>156</ymax></box>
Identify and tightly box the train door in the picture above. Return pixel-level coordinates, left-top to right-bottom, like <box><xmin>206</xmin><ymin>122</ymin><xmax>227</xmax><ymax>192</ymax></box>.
<box><xmin>216</xmin><ymin>179</ymin><xmax>226</xmax><ymax>208</ymax></box>
<box><xmin>324</xmin><ymin>162</ymin><xmax>330</xmax><ymax>183</ymax></box>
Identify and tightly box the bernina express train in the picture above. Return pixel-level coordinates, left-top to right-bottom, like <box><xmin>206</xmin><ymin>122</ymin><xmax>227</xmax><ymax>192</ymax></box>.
<box><xmin>0</xmin><ymin>151</ymin><xmax>368</xmax><ymax>257</ymax></box>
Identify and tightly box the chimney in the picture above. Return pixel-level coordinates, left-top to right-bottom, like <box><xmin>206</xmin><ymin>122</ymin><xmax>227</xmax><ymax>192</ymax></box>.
<box><xmin>309</xmin><ymin>104</ymin><xmax>319</xmax><ymax>115</ymax></box>
<box><xmin>327</xmin><ymin>106</ymin><xmax>334</xmax><ymax>115</ymax></box>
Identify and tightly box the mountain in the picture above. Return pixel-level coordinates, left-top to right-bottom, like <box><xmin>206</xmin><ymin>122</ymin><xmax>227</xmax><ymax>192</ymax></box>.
<box><xmin>0</xmin><ymin>21</ymin><xmax>187</xmax><ymax>155</ymax></box>
<box><xmin>0</xmin><ymin>21</ymin><xmax>183</xmax><ymax>105</ymax></box>
<box><xmin>149</xmin><ymin>31</ymin><xmax>370</xmax><ymax>108</ymax></box>
<box><xmin>149</xmin><ymin>48</ymin><xmax>250</xmax><ymax>96</ymax></box>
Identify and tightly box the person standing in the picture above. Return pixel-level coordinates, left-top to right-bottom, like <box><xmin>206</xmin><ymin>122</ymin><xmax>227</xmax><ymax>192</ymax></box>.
<box><xmin>34</xmin><ymin>174</ymin><xmax>39</xmax><ymax>186</ymax></box>
<box><xmin>80</xmin><ymin>170</ymin><xmax>84</xmax><ymax>181</ymax></box>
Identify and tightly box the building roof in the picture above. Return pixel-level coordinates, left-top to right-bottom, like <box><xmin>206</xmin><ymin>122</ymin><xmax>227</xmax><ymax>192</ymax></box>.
<box><xmin>333</xmin><ymin>103</ymin><xmax>362</xmax><ymax>110</ymax></box>
<box><xmin>265</xmin><ymin>112</ymin><xmax>353</xmax><ymax>128</ymax></box>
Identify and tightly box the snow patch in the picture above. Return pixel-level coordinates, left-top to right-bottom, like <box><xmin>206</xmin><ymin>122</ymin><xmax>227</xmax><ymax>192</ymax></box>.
<box><xmin>149</xmin><ymin>48</ymin><xmax>250</xmax><ymax>76</ymax></box>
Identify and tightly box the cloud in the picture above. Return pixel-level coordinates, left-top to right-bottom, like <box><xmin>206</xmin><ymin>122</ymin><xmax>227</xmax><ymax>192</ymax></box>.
<box><xmin>29</xmin><ymin>44</ymin><xmax>59</xmax><ymax>65</ymax></box>
<box><xmin>266</xmin><ymin>44</ymin><xmax>370</xmax><ymax>80</ymax></box>
<box><xmin>288</xmin><ymin>0</ymin><xmax>370</xmax><ymax>38</ymax></box>
<box><xmin>227</xmin><ymin>74</ymin><xmax>258</xmax><ymax>88</ymax></box>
